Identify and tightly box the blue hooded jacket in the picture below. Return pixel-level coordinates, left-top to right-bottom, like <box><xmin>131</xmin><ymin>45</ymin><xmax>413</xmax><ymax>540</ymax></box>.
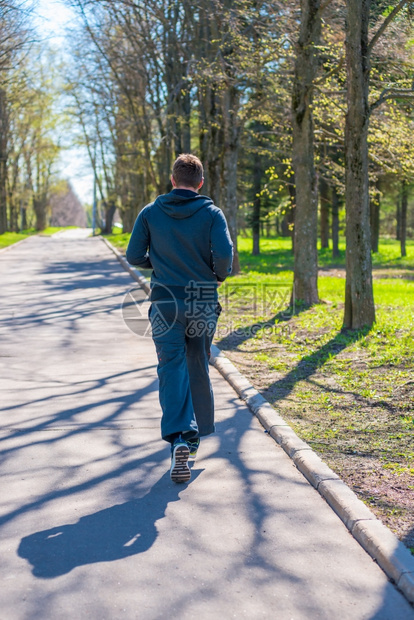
<box><xmin>126</xmin><ymin>189</ymin><xmax>233</xmax><ymax>299</ymax></box>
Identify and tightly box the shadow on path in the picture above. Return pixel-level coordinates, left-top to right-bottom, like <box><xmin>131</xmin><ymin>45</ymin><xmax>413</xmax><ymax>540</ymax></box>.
<box><xmin>18</xmin><ymin>471</ymin><xmax>201</xmax><ymax>579</ymax></box>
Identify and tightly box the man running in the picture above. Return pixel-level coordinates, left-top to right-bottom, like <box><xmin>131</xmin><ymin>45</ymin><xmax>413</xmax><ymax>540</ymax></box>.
<box><xmin>126</xmin><ymin>154</ymin><xmax>233</xmax><ymax>483</ymax></box>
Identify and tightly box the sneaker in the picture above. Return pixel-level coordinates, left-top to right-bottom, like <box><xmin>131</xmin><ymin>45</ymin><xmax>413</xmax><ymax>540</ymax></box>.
<box><xmin>170</xmin><ymin>437</ymin><xmax>191</xmax><ymax>483</ymax></box>
<box><xmin>187</xmin><ymin>438</ymin><xmax>200</xmax><ymax>459</ymax></box>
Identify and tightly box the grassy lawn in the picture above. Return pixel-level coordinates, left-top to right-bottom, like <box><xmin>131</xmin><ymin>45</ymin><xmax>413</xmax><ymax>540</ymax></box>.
<box><xmin>107</xmin><ymin>229</ymin><xmax>413</xmax><ymax>549</ymax></box>
<box><xmin>106</xmin><ymin>229</ymin><xmax>414</xmax><ymax>272</ymax></box>
<box><xmin>238</xmin><ymin>236</ymin><xmax>414</xmax><ymax>273</ymax></box>
<box><xmin>103</xmin><ymin>229</ymin><xmax>131</xmax><ymax>253</ymax></box>
<box><xmin>0</xmin><ymin>227</ymin><xmax>80</xmax><ymax>249</ymax></box>
<box><xmin>0</xmin><ymin>229</ymin><xmax>37</xmax><ymax>249</ymax></box>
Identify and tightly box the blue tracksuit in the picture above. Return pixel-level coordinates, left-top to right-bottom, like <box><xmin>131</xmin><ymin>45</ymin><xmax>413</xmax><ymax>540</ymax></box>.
<box><xmin>126</xmin><ymin>189</ymin><xmax>233</xmax><ymax>442</ymax></box>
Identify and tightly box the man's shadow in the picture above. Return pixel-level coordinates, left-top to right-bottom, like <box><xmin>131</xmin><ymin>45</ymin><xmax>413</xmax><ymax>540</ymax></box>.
<box><xmin>18</xmin><ymin>472</ymin><xmax>200</xmax><ymax>579</ymax></box>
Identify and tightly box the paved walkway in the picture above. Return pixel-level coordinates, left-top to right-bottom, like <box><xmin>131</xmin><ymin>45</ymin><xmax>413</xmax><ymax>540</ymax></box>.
<box><xmin>0</xmin><ymin>233</ymin><xmax>412</xmax><ymax>620</ymax></box>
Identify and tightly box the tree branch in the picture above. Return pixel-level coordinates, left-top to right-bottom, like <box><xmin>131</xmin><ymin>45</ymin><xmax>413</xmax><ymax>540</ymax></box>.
<box><xmin>370</xmin><ymin>87</ymin><xmax>414</xmax><ymax>113</ymax></box>
<box><xmin>368</xmin><ymin>0</ymin><xmax>411</xmax><ymax>55</ymax></box>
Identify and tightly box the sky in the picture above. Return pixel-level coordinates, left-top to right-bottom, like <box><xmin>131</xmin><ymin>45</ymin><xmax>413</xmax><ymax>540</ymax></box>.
<box><xmin>34</xmin><ymin>0</ymin><xmax>93</xmax><ymax>205</ymax></box>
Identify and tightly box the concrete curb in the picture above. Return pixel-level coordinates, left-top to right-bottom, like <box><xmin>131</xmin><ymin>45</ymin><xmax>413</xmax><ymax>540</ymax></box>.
<box><xmin>101</xmin><ymin>235</ymin><xmax>414</xmax><ymax>606</ymax></box>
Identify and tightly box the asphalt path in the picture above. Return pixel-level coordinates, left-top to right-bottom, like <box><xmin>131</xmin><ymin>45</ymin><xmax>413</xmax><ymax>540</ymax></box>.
<box><xmin>0</xmin><ymin>233</ymin><xmax>412</xmax><ymax>620</ymax></box>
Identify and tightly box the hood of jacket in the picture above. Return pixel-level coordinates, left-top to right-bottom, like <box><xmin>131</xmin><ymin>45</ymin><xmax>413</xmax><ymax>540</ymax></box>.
<box><xmin>154</xmin><ymin>191</ymin><xmax>213</xmax><ymax>220</ymax></box>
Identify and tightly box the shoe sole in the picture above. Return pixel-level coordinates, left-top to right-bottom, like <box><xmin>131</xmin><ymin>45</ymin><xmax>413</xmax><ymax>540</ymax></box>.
<box><xmin>170</xmin><ymin>444</ymin><xmax>191</xmax><ymax>483</ymax></box>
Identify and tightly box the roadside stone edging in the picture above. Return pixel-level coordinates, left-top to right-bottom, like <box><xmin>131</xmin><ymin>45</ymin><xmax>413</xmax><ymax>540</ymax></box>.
<box><xmin>101</xmin><ymin>235</ymin><xmax>414</xmax><ymax>606</ymax></box>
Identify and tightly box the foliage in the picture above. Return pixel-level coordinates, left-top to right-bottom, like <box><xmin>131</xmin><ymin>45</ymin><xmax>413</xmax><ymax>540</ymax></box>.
<box><xmin>0</xmin><ymin>4</ymin><xmax>64</xmax><ymax>233</ymax></box>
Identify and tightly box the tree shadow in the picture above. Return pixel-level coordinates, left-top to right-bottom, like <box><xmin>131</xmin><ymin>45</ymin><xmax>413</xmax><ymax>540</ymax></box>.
<box><xmin>263</xmin><ymin>326</ymin><xmax>372</xmax><ymax>403</ymax></box>
<box><xmin>218</xmin><ymin>310</ymin><xmax>372</xmax><ymax>405</ymax></box>
<box><xmin>217</xmin><ymin>302</ymin><xmax>311</xmax><ymax>352</ymax></box>
<box><xmin>18</xmin><ymin>470</ymin><xmax>201</xmax><ymax>579</ymax></box>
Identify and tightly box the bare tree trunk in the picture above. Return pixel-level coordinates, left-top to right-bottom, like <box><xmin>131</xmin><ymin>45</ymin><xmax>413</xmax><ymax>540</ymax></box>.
<box><xmin>287</xmin><ymin>181</ymin><xmax>296</xmax><ymax>253</ymax></box>
<box><xmin>370</xmin><ymin>179</ymin><xmax>380</xmax><ymax>253</ymax></box>
<box><xmin>401</xmin><ymin>180</ymin><xmax>408</xmax><ymax>258</ymax></box>
<box><xmin>275</xmin><ymin>214</ymin><xmax>280</xmax><ymax>236</ymax></box>
<box><xmin>281</xmin><ymin>212</ymin><xmax>290</xmax><ymax>237</ymax></box>
<box><xmin>121</xmin><ymin>205</ymin><xmax>135</xmax><ymax>233</ymax></box>
<box><xmin>332</xmin><ymin>186</ymin><xmax>340</xmax><ymax>259</ymax></box>
<box><xmin>198</xmin><ymin>86</ymin><xmax>209</xmax><ymax>190</ymax></box>
<box><xmin>208</xmin><ymin>89</ymin><xmax>222</xmax><ymax>207</ymax></box>
<box><xmin>102</xmin><ymin>200</ymin><xmax>116</xmax><ymax>234</ymax></box>
<box><xmin>0</xmin><ymin>89</ymin><xmax>8</xmax><ymax>234</ymax></box>
<box><xmin>396</xmin><ymin>195</ymin><xmax>401</xmax><ymax>241</ymax></box>
<box><xmin>33</xmin><ymin>198</ymin><xmax>47</xmax><ymax>231</ymax></box>
<box><xmin>21</xmin><ymin>205</ymin><xmax>27</xmax><ymax>230</ymax></box>
<box><xmin>252</xmin><ymin>186</ymin><xmax>261</xmax><ymax>256</ymax></box>
<box><xmin>251</xmin><ymin>124</ymin><xmax>263</xmax><ymax>256</ymax></box>
<box><xmin>9</xmin><ymin>197</ymin><xmax>19</xmax><ymax>232</ymax></box>
<box><xmin>181</xmin><ymin>87</ymin><xmax>191</xmax><ymax>153</ymax></box>
<box><xmin>319</xmin><ymin>177</ymin><xmax>330</xmax><ymax>249</ymax></box>
<box><xmin>291</xmin><ymin>0</ymin><xmax>321</xmax><ymax>305</ymax></box>
<box><xmin>199</xmin><ymin>85</ymin><xmax>222</xmax><ymax>205</ymax></box>
<box><xmin>222</xmin><ymin>84</ymin><xmax>240</xmax><ymax>274</ymax></box>
<box><xmin>343</xmin><ymin>0</ymin><xmax>375</xmax><ymax>329</ymax></box>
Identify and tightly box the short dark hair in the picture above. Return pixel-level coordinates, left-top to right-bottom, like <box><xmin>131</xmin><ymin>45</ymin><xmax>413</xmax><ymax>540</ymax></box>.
<box><xmin>172</xmin><ymin>154</ymin><xmax>204</xmax><ymax>189</ymax></box>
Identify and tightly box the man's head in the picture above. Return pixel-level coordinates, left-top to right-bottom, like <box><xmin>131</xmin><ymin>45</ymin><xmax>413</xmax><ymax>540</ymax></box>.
<box><xmin>171</xmin><ymin>154</ymin><xmax>204</xmax><ymax>191</ymax></box>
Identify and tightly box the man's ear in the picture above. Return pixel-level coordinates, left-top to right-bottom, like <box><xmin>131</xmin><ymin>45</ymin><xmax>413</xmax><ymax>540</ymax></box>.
<box><xmin>198</xmin><ymin>177</ymin><xmax>204</xmax><ymax>190</ymax></box>
<box><xmin>171</xmin><ymin>175</ymin><xmax>177</xmax><ymax>188</ymax></box>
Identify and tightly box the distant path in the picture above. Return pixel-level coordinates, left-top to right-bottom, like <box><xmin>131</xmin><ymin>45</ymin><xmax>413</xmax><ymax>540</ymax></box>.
<box><xmin>0</xmin><ymin>235</ymin><xmax>412</xmax><ymax>619</ymax></box>
<box><xmin>51</xmin><ymin>227</ymin><xmax>93</xmax><ymax>239</ymax></box>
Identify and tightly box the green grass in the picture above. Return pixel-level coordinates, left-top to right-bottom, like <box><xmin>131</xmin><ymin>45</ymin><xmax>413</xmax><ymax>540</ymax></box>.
<box><xmin>104</xmin><ymin>229</ymin><xmax>131</xmax><ymax>253</ymax></box>
<box><xmin>0</xmin><ymin>226</ymin><xmax>80</xmax><ymax>249</ymax></box>
<box><xmin>238</xmin><ymin>236</ymin><xmax>414</xmax><ymax>272</ymax></box>
<box><xmin>0</xmin><ymin>229</ymin><xmax>37</xmax><ymax>249</ymax></box>
<box><xmin>105</xmin><ymin>230</ymin><xmax>414</xmax><ymax>272</ymax></box>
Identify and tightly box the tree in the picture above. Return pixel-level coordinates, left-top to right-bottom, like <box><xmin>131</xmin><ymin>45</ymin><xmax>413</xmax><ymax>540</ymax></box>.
<box><xmin>344</xmin><ymin>0</ymin><xmax>376</xmax><ymax>329</ymax></box>
<box><xmin>0</xmin><ymin>87</ymin><xmax>7</xmax><ymax>233</ymax></box>
<box><xmin>400</xmin><ymin>179</ymin><xmax>408</xmax><ymax>257</ymax></box>
<box><xmin>319</xmin><ymin>177</ymin><xmax>330</xmax><ymax>249</ymax></box>
<box><xmin>344</xmin><ymin>0</ymin><xmax>414</xmax><ymax>329</ymax></box>
<box><xmin>291</xmin><ymin>0</ymin><xmax>321</xmax><ymax>305</ymax></box>
<box><xmin>0</xmin><ymin>0</ymin><xmax>28</xmax><ymax>233</ymax></box>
